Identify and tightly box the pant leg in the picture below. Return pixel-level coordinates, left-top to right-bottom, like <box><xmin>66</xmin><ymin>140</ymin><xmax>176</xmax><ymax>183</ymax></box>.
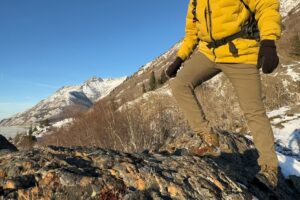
<box><xmin>217</xmin><ymin>62</ymin><xmax>278</xmax><ymax>168</ymax></box>
<box><xmin>170</xmin><ymin>51</ymin><xmax>221</xmax><ymax>135</ymax></box>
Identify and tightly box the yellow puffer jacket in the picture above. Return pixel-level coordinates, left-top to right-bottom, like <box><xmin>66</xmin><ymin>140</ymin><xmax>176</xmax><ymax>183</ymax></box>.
<box><xmin>177</xmin><ymin>0</ymin><xmax>281</xmax><ymax>64</ymax></box>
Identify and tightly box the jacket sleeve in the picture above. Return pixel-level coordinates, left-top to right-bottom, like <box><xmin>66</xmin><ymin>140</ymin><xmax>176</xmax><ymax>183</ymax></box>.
<box><xmin>177</xmin><ymin>0</ymin><xmax>199</xmax><ymax>60</ymax></box>
<box><xmin>249</xmin><ymin>0</ymin><xmax>281</xmax><ymax>41</ymax></box>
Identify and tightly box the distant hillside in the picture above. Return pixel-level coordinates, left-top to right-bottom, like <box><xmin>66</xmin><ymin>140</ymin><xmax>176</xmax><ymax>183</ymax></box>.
<box><xmin>0</xmin><ymin>77</ymin><xmax>126</xmax><ymax>127</ymax></box>
<box><xmin>278</xmin><ymin>2</ymin><xmax>300</xmax><ymax>61</ymax></box>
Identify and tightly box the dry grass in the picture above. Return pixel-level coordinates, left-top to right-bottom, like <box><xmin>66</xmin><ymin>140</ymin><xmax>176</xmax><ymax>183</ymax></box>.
<box><xmin>38</xmin><ymin>94</ymin><xmax>185</xmax><ymax>153</ymax></box>
<box><xmin>13</xmin><ymin>133</ymin><xmax>36</xmax><ymax>150</ymax></box>
<box><xmin>261</xmin><ymin>74</ymin><xmax>296</xmax><ymax>111</ymax></box>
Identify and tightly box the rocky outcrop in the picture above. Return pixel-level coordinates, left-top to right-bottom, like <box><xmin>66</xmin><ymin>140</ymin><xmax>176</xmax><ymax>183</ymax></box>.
<box><xmin>0</xmin><ymin>131</ymin><xmax>299</xmax><ymax>200</ymax></box>
<box><xmin>0</xmin><ymin>135</ymin><xmax>18</xmax><ymax>155</ymax></box>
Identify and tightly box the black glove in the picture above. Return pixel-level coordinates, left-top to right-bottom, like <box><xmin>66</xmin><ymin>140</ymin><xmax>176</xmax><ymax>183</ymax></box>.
<box><xmin>257</xmin><ymin>40</ymin><xmax>279</xmax><ymax>74</ymax></box>
<box><xmin>165</xmin><ymin>57</ymin><xmax>183</xmax><ymax>78</ymax></box>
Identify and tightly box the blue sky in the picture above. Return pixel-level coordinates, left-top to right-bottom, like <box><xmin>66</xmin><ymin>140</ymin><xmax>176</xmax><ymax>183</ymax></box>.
<box><xmin>0</xmin><ymin>0</ymin><xmax>188</xmax><ymax>120</ymax></box>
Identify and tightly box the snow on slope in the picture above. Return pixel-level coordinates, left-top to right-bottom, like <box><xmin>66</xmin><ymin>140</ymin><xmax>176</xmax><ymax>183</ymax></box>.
<box><xmin>268</xmin><ymin>105</ymin><xmax>300</xmax><ymax>156</ymax></box>
<box><xmin>281</xmin><ymin>63</ymin><xmax>300</xmax><ymax>82</ymax></box>
<box><xmin>0</xmin><ymin>76</ymin><xmax>126</xmax><ymax>126</ymax></box>
<box><xmin>277</xmin><ymin>153</ymin><xmax>300</xmax><ymax>178</ymax></box>
<box><xmin>266</xmin><ymin>105</ymin><xmax>300</xmax><ymax>178</ymax></box>
<box><xmin>280</xmin><ymin>0</ymin><xmax>300</xmax><ymax>17</ymax></box>
<box><xmin>81</xmin><ymin>77</ymin><xmax>127</xmax><ymax>102</ymax></box>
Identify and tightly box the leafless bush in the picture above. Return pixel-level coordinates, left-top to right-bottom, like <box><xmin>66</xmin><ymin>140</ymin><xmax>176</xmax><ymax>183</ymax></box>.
<box><xmin>261</xmin><ymin>75</ymin><xmax>295</xmax><ymax>110</ymax></box>
<box><xmin>14</xmin><ymin>133</ymin><xmax>37</xmax><ymax>150</ymax></box>
<box><xmin>38</xmin><ymin>95</ymin><xmax>184</xmax><ymax>153</ymax></box>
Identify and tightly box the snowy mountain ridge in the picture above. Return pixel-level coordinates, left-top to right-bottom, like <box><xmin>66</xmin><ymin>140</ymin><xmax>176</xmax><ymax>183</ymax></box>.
<box><xmin>0</xmin><ymin>76</ymin><xmax>127</xmax><ymax>127</ymax></box>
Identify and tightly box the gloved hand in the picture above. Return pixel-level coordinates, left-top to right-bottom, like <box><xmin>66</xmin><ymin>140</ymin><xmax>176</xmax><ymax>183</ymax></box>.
<box><xmin>257</xmin><ymin>40</ymin><xmax>279</xmax><ymax>74</ymax></box>
<box><xmin>165</xmin><ymin>57</ymin><xmax>183</xmax><ymax>78</ymax></box>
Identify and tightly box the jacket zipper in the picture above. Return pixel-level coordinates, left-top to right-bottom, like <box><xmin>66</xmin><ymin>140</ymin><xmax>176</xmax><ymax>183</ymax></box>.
<box><xmin>207</xmin><ymin>0</ymin><xmax>216</xmax><ymax>58</ymax></box>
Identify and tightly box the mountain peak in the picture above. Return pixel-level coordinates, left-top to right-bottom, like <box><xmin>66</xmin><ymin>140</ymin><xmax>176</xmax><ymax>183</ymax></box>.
<box><xmin>0</xmin><ymin>76</ymin><xmax>126</xmax><ymax>127</ymax></box>
<box><xmin>85</xmin><ymin>76</ymin><xmax>104</xmax><ymax>84</ymax></box>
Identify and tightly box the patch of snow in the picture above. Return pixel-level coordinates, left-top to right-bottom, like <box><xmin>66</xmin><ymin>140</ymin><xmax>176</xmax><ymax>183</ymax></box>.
<box><xmin>268</xmin><ymin>106</ymin><xmax>290</xmax><ymax>118</ymax></box>
<box><xmin>245</xmin><ymin>135</ymin><xmax>254</xmax><ymax>141</ymax></box>
<box><xmin>33</xmin><ymin>119</ymin><xmax>73</xmax><ymax>138</ymax></box>
<box><xmin>281</xmin><ymin>63</ymin><xmax>300</xmax><ymax>84</ymax></box>
<box><xmin>282</xmin><ymin>79</ymin><xmax>290</xmax><ymax>87</ymax></box>
<box><xmin>285</xmin><ymin>66</ymin><xmax>300</xmax><ymax>82</ymax></box>
<box><xmin>277</xmin><ymin>153</ymin><xmax>300</xmax><ymax>178</ymax></box>
<box><xmin>282</xmin><ymin>62</ymin><xmax>299</xmax><ymax>68</ymax></box>
<box><xmin>52</xmin><ymin>118</ymin><xmax>73</xmax><ymax>128</ymax></box>
<box><xmin>143</xmin><ymin>61</ymin><xmax>154</xmax><ymax>71</ymax></box>
<box><xmin>274</xmin><ymin>117</ymin><xmax>300</xmax><ymax>155</ymax></box>
<box><xmin>266</xmin><ymin>105</ymin><xmax>300</xmax><ymax>179</ymax></box>
<box><xmin>268</xmin><ymin>106</ymin><xmax>300</xmax><ymax>155</ymax></box>
<box><xmin>137</xmin><ymin>61</ymin><xmax>155</xmax><ymax>76</ymax></box>
<box><xmin>280</xmin><ymin>0</ymin><xmax>300</xmax><ymax>17</ymax></box>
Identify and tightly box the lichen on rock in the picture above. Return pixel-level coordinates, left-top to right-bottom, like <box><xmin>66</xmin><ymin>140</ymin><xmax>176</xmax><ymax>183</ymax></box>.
<box><xmin>0</xmin><ymin>131</ymin><xmax>299</xmax><ymax>200</ymax></box>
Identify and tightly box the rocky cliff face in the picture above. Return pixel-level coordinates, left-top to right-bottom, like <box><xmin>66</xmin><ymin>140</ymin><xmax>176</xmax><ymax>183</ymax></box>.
<box><xmin>0</xmin><ymin>131</ymin><xmax>299</xmax><ymax>200</ymax></box>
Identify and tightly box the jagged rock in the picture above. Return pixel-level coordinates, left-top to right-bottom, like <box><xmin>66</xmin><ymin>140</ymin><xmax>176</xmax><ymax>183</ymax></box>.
<box><xmin>0</xmin><ymin>135</ymin><xmax>18</xmax><ymax>155</ymax></box>
<box><xmin>0</xmin><ymin>131</ymin><xmax>299</xmax><ymax>200</ymax></box>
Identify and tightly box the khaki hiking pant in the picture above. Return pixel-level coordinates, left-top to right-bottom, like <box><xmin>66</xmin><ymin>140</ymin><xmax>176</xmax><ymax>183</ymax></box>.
<box><xmin>170</xmin><ymin>51</ymin><xmax>278</xmax><ymax>168</ymax></box>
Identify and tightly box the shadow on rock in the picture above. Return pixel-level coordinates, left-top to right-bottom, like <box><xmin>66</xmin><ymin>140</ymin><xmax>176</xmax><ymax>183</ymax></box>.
<box><xmin>210</xmin><ymin>150</ymin><xmax>300</xmax><ymax>200</ymax></box>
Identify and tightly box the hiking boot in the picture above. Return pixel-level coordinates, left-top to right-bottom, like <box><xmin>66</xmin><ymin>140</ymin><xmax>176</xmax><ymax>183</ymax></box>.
<box><xmin>188</xmin><ymin>132</ymin><xmax>221</xmax><ymax>157</ymax></box>
<box><xmin>255</xmin><ymin>165</ymin><xmax>278</xmax><ymax>189</ymax></box>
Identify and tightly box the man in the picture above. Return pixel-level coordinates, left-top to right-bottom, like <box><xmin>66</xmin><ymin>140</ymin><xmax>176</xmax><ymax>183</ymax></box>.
<box><xmin>166</xmin><ymin>0</ymin><xmax>281</xmax><ymax>188</ymax></box>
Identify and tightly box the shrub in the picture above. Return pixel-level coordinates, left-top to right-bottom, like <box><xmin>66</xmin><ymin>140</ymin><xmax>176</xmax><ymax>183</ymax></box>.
<box><xmin>289</xmin><ymin>34</ymin><xmax>300</xmax><ymax>58</ymax></box>
<box><xmin>149</xmin><ymin>71</ymin><xmax>156</xmax><ymax>91</ymax></box>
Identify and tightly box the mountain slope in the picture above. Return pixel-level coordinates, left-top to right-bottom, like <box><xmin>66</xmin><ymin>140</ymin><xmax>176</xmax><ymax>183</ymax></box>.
<box><xmin>278</xmin><ymin>1</ymin><xmax>300</xmax><ymax>61</ymax></box>
<box><xmin>280</xmin><ymin>0</ymin><xmax>300</xmax><ymax>18</ymax></box>
<box><xmin>0</xmin><ymin>77</ymin><xmax>126</xmax><ymax>127</ymax></box>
